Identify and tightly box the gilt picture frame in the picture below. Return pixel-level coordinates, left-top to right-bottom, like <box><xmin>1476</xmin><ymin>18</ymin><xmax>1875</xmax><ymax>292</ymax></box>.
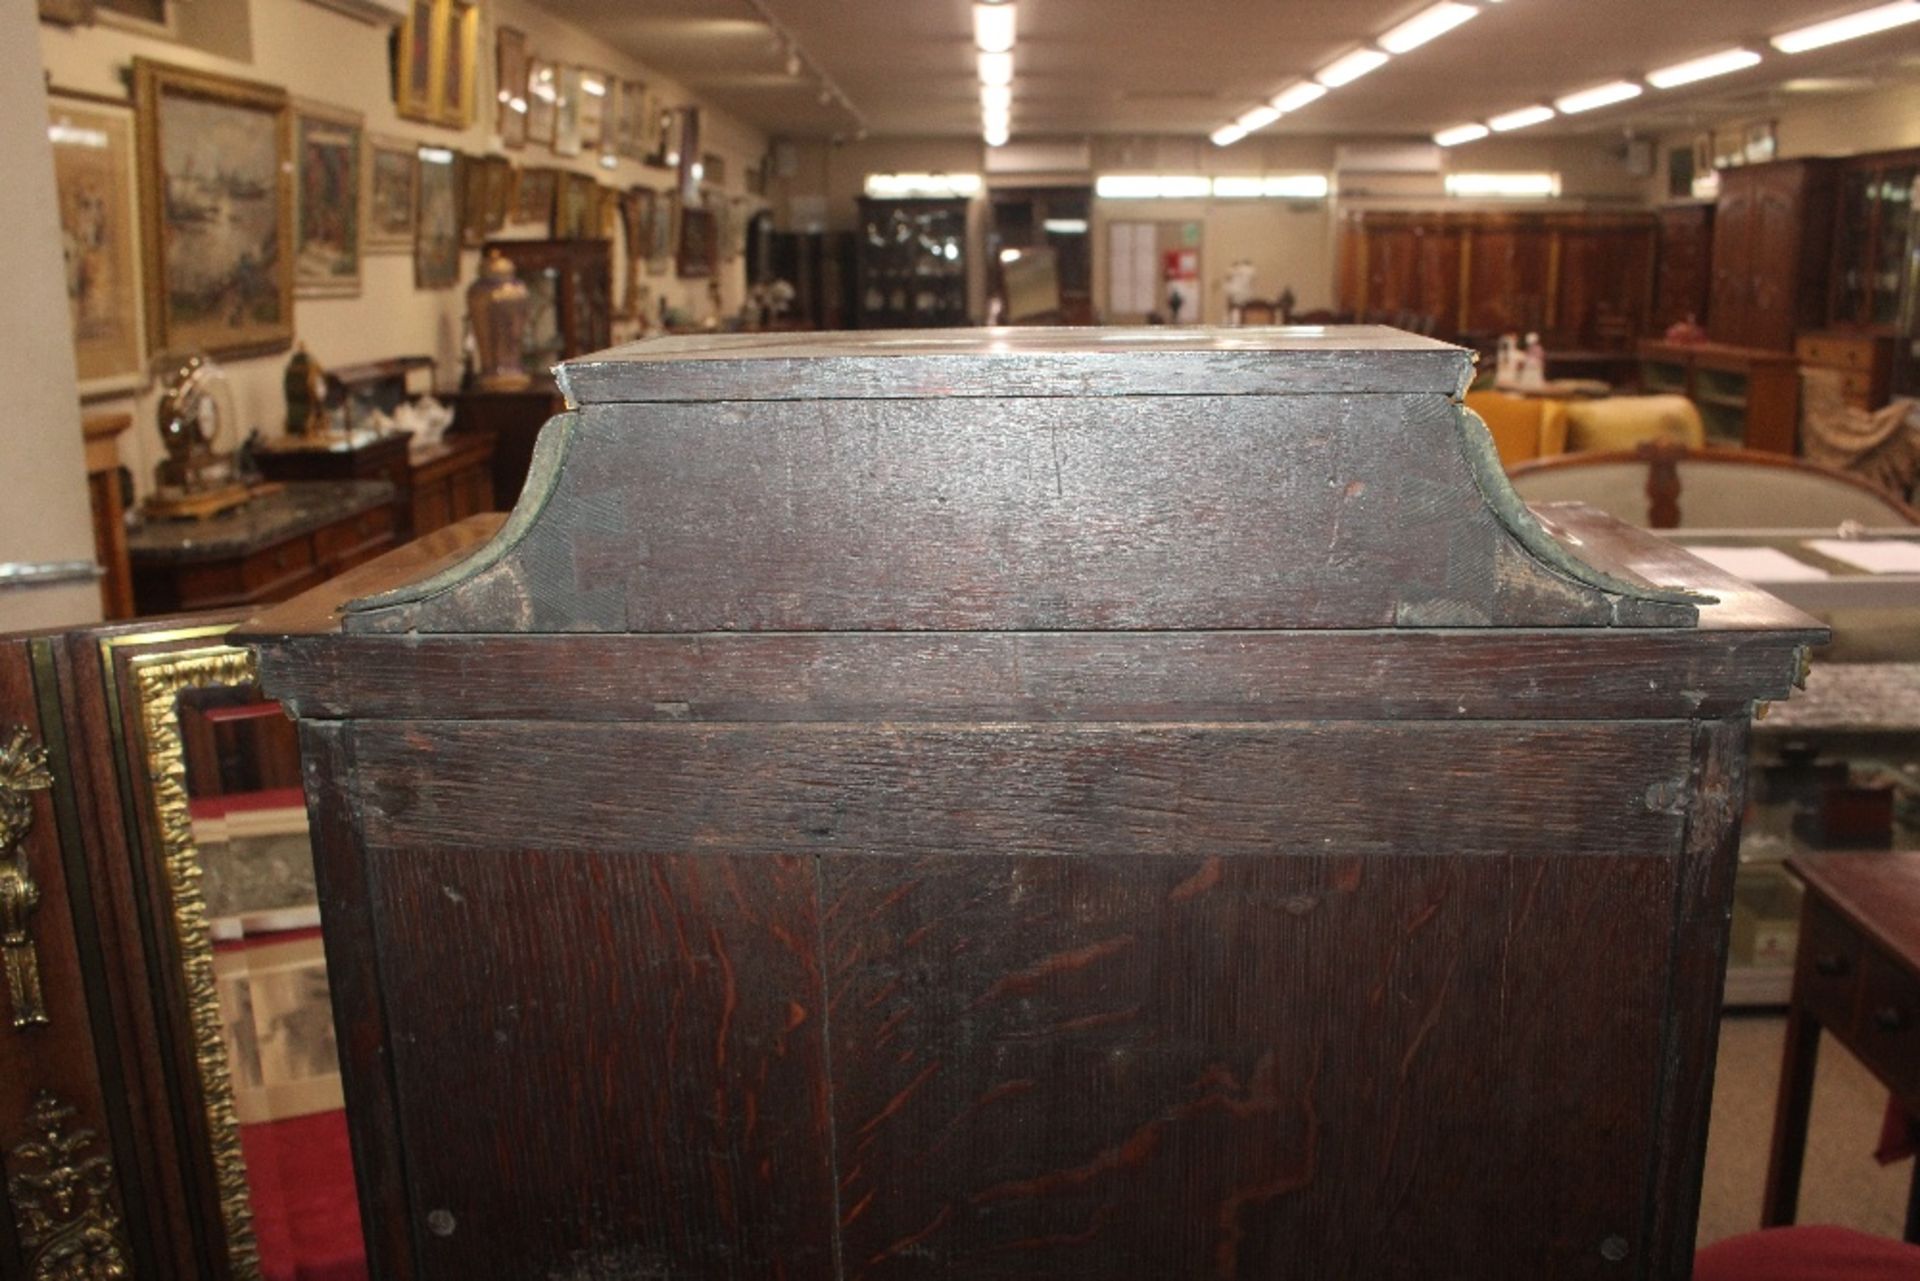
<box><xmin>292</xmin><ymin>99</ymin><xmax>363</xmax><ymax>298</ymax></box>
<box><xmin>133</xmin><ymin>58</ymin><xmax>294</xmax><ymax>361</ymax></box>
<box><xmin>526</xmin><ymin>57</ymin><xmax>557</xmax><ymax>148</ymax></box>
<box><xmin>396</xmin><ymin>0</ymin><xmax>438</xmax><ymax>124</ymax></box>
<box><xmin>47</xmin><ymin>90</ymin><xmax>147</xmax><ymax>397</ymax></box>
<box><xmin>496</xmin><ymin>24</ymin><xmax>529</xmax><ymax>149</ymax></box>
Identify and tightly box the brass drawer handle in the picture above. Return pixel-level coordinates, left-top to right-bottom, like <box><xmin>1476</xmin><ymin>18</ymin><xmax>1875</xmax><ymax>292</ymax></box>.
<box><xmin>1873</xmin><ymin>1006</ymin><xmax>1909</xmax><ymax>1034</ymax></box>
<box><xmin>1814</xmin><ymin>953</ymin><xmax>1850</xmax><ymax>979</ymax></box>
<box><xmin>0</xmin><ymin>726</ymin><xmax>53</xmax><ymax>1029</ymax></box>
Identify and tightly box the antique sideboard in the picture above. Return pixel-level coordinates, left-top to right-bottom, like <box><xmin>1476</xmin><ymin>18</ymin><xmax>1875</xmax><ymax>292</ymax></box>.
<box><xmin>243</xmin><ymin>328</ymin><xmax>1824</xmax><ymax>1278</ymax></box>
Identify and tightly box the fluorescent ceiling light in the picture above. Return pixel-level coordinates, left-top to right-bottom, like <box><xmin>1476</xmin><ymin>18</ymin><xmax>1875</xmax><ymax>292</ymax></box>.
<box><xmin>1433</xmin><ymin>122</ymin><xmax>1490</xmax><ymax>146</ymax></box>
<box><xmin>1445</xmin><ymin>171</ymin><xmax>1560</xmax><ymax>198</ymax></box>
<box><xmin>978</xmin><ymin>50</ymin><xmax>1013</xmax><ymax>86</ymax></box>
<box><xmin>1210</xmin><ymin>123</ymin><xmax>1249</xmax><ymax>147</ymax></box>
<box><xmin>1316</xmin><ymin>48</ymin><xmax>1390</xmax><ymax>87</ymax></box>
<box><xmin>1488</xmin><ymin>104</ymin><xmax>1554</xmax><ymax>131</ymax></box>
<box><xmin>1772</xmin><ymin>2</ymin><xmax>1920</xmax><ymax>52</ymax></box>
<box><xmin>973</xmin><ymin>2</ymin><xmax>1015</xmax><ymax>53</ymax></box>
<box><xmin>1212</xmin><ymin>175</ymin><xmax>1331</xmax><ymax>198</ymax></box>
<box><xmin>980</xmin><ymin>83</ymin><xmax>1012</xmax><ymax>112</ymax></box>
<box><xmin>982</xmin><ymin>101</ymin><xmax>1010</xmax><ymax>126</ymax></box>
<box><xmin>1379</xmin><ymin>2</ymin><xmax>1480</xmax><ymax>54</ymax></box>
<box><xmin>865</xmin><ymin>173</ymin><xmax>984</xmax><ymax>198</ymax></box>
<box><xmin>1647</xmin><ymin>48</ymin><xmax>1762</xmax><ymax>89</ymax></box>
<box><xmin>984</xmin><ymin>124</ymin><xmax>1010</xmax><ymax>147</ymax></box>
<box><xmin>1555</xmin><ymin>81</ymin><xmax>1643</xmax><ymax>113</ymax></box>
<box><xmin>1095</xmin><ymin>174</ymin><xmax>1210</xmax><ymax>199</ymax></box>
<box><xmin>1236</xmin><ymin>105</ymin><xmax>1282</xmax><ymax>131</ymax></box>
<box><xmin>1043</xmin><ymin>218</ymin><xmax>1089</xmax><ymax>234</ymax></box>
<box><xmin>1270</xmin><ymin>81</ymin><xmax>1329</xmax><ymax>113</ymax></box>
<box><xmin>1000</xmin><ymin>248</ymin><xmax>1023</xmax><ymax>263</ymax></box>
<box><xmin>419</xmin><ymin>147</ymin><xmax>455</xmax><ymax>164</ymax></box>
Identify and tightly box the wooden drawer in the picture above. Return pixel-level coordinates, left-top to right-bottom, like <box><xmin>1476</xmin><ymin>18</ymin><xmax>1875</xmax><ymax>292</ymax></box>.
<box><xmin>1839</xmin><ymin>370</ymin><xmax>1877</xmax><ymax>404</ymax></box>
<box><xmin>1796</xmin><ymin>895</ymin><xmax>1865</xmax><ymax>1032</ymax></box>
<box><xmin>1796</xmin><ymin>334</ymin><xmax>1874</xmax><ymax>371</ymax></box>
<box><xmin>314</xmin><ymin>505</ymin><xmax>395</xmax><ymax>562</ymax></box>
<box><xmin>240</xmin><ymin>537</ymin><xmax>315</xmax><ymax>591</ymax></box>
<box><xmin>1849</xmin><ymin>953</ymin><xmax>1920</xmax><ymax>1108</ymax></box>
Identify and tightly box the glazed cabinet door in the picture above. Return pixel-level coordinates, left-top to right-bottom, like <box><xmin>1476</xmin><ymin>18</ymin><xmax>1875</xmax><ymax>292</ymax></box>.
<box><xmin>0</xmin><ymin>635</ymin><xmax>145</xmax><ymax>1281</ymax></box>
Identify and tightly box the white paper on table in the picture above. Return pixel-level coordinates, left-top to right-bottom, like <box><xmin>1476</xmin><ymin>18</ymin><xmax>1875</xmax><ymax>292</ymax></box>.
<box><xmin>1685</xmin><ymin>545</ymin><xmax>1831</xmax><ymax>582</ymax></box>
<box><xmin>1804</xmin><ymin>538</ymin><xmax>1920</xmax><ymax>575</ymax></box>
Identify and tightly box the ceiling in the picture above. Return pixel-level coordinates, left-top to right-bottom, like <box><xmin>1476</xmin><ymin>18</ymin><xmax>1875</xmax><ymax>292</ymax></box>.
<box><xmin>536</xmin><ymin>0</ymin><xmax>1920</xmax><ymax>142</ymax></box>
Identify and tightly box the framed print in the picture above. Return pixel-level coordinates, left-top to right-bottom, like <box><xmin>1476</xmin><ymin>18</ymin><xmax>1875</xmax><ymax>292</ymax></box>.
<box><xmin>554</xmin><ymin>65</ymin><xmax>583</xmax><ymax>157</ymax></box>
<box><xmin>485</xmin><ymin>156</ymin><xmax>513</xmax><ymax>234</ymax></box>
<box><xmin>437</xmin><ymin>0</ymin><xmax>479</xmax><ymax>129</ymax></box>
<box><xmin>366</xmin><ymin>135</ymin><xmax>418</xmax><ymax>252</ymax></box>
<box><xmin>675</xmin><ymin>107</ymin><xmax>702</xmax><ymax>204</ymax></box>
<box><xmin>38</xmin><ymin>0</ymin><xmax>96</xmax><ymax>24</ymax></box>
<box><xmin>1743</xmin><ymin>120</ymin><xmax>1778</xmax><ymax>165</ymax></box>
<box><xmin>649</xmin><ymin>189</ymin><xmax>676</xmax><ymax>275</ymax></box>
<box><xmin>578</xmin><ymin>68</ymin><xmax>610</xmax><ymax>157</ymax></box>
<box><xmin>513</xmin><ymin>166</ymin><xmax>557</xmax><ymax>226</ymax></box>
<box><xmin>596</xmin><ymin>183</ymin><xmax>620</xmax><ymax>239</ymax></box>
<box><xmin>214</xmin><ymin>933</ymin><xmax>344</xmax><ymax>1125</ymax></box>
<box><xmin>47</xmin><ymin>91</ymin><xmax>146</xmax><ymax>397</ymax></box>
<box><xmin>496</xmin><ymin>25</ymin><xmax>528</xmax><ymax>148</ymax></box>
<box><xmin>677</xmin><ymin>204</ymin><xmax>716</xmax><ymax>278</ymax></box>
<box><xmin>415</xmin><ymin>146</ymin><xmax>461</xmax><ymax>288</ymax></box>
<box><xmin>133</xmin><ymin>59</ymin><xmax>294</xmax><ymax>360</ymax></box>
<box><xmin>292</xmin><ymin>100</ymin><xmax>363</xmax><ymax>298</ymax></box>
<box><xmin>526</xmin><ymin>58</ymin><xmax>557</xmax><ymax>147</ymax></box>
<box><xmin>396</xmin><ymin>0</ymin><xmax>437</xmax><ymax>123</ymax></box>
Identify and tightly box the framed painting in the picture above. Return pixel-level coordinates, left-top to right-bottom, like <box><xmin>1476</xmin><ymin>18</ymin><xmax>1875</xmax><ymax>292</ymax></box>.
<box><xmin>496</xmin><ymin>25</ymin><xmax>528</xmax><ymax>148</ymax></box>
<box><xmin>292</xmin><ymin>100</ymin><xmax>363</xmax><ymax>298</ymax></box>
<box><xmin>1743</xmin><ymin>120</ymin><xmax>1778</xmax><ymax>165</ymax></box>
<box><xmin>677</xmin><ymin>204</ymin><xmax>716</xmax><ymax>278</ymax></box>
<box><xmin>97</xmin><ymin>0</ymin><xmax>174</xmax><ymax>36</ymax></box>
<box><xmin>674</xmin><ymin>107</ymin><xmax>702</xmax><ymax>204</ymax></box>
<box><xmin>554</xmin><ymin>171</ymin><xmax>594</xmax><ymax>239</ymax></box>
<box><xmin>578</xmin><ymin>68</ymin><xmax>610</xmax><ymax>157</ymax></box>
<box><xmin>366</xmin><ymin>135</ymin><xmax>417</xmax><ymax>252</ymax></box>
<box><xmin>485</xmin><ymin>157</ymin><xmax>514</xmax><ymax>234</ymax></box>
<box><xmin>47</xmin><ymin>91</ymin><xmax>146</xmax><ymax>397</ymax></box>
<box><xmin>513</xmin><ymin>166</ymin><xmax>557</xmax><ymax>227</ymax></box>
<box><xmin>415</xmin><ymin>146</ymin><xmax>461</xmax><ymax>288</ymax></box>
<box><xmin>437</xmin><ymin>0</ymin><xmax>479</xmax><ymax>129</ymax></box>
<box><xmin>526</xmin><ymin>58</ymin><xmax>557</xmax><ymax>148</ymax></box>
<box><xmin>619</xmin><ymin>187</ymin><xmax>654</xmax><ymax>315</ymax></box>
<box><xmin>649</xmin><ymin>189</ymin><xmax>676</xmax><ymax>275</ymax></box>
<box><xmin>554</xmin><ymin>65</ymin><xmax>583</xmax><ymax>158</ymax></box>
<box><xmin>133</xmin><ymin>59</ymin><xmax>294</xmax><ymax>360</ymax></box>
<box><xmin>460</xmin><ymin>151</ymin><xmax>490</xmax><ymax>246</ymax></box>
<box><xmin>396</xmin><ymin>0</ymin><xmax>438</xmax><ymax>124</ymax></box>
<box><xmin>594</xmin><ymin>183</ymin><xmax>620</xmax><ymax>240</ymax></box>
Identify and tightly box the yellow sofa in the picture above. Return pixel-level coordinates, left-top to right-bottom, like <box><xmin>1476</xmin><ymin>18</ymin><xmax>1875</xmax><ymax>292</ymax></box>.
<box><xmin>1464</xmin><ymin>390</ymin><xmax>1568</xmax><ymax>467</ymax></box>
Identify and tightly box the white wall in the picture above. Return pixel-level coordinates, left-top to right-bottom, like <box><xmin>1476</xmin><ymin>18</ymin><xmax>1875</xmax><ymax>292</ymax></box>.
<box><xmin>2</xmin><ymin>0</ymin><xmax>102</xmax><ymax>630</ymax></box>
<box><xmin>39</xmin><ymin>0</ymin><xmax>768</xmax><ymax>498</ymax></box>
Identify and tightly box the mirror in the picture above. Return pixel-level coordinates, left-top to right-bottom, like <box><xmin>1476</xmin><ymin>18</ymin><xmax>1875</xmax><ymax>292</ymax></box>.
<box><xmin>121</xmin><ymin>641</ymin><xmax>356</xmax><ymax>1281</ymax></box>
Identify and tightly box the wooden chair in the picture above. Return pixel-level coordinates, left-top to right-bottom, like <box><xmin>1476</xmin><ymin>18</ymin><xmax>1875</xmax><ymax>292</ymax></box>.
<box><xmin>1507</xmin><ymin>441</ymin><xmax>1920</xmax><ymax>530</ymax></box>
<box><xmin>1236</xmin><ymin>300</ymin><xmax>1279</xmax><ymax>325</ymax></box>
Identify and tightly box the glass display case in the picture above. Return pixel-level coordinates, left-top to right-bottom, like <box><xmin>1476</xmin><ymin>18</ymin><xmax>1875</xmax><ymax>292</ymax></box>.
<box><xmin>854</xmin><ymin>196</ymin><xmax>969</xmax><ymax>328</ymax></box>
<box><xmin>1831</xmin><ymin>157</ymin><xmax>1916</xmax><ymax>330</ymax></box>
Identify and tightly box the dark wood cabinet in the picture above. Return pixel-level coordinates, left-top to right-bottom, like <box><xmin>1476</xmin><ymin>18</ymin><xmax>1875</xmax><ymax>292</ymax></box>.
<box><xmin>1654</xmin><ymin>202</ymin><xmax>1715</xmax><ymax>331</ymax></box>
<box><xmin>484</xmin><ymin>239</ymin><xmax>612</xmax><ymax>371</ymax></box>
<box><xmin>1337</xmin><ymin>210</ymin><xmax>1656</xmax><ymax>346</ymax></box>
<box><xmin>855</xmin><ymin>197</ymin><xmax>970</xmax><ymax>327</ymax></box>
<box><xmin>128</xmin><ymin>482</ymin><xmax>397</xmax><ymax>615</ymax></box>
<box><xmin>448</xmin><ymin>378</ymin><xmax>567</xmax><ymax>508</ymax></box>
<box><xmin>1708</xmin><ymin>160</ymin><xmax>1837</xmax><ymax>352</ymax></box>
<box><xmin>246</xmin><ymin>328</ymin><xmax>1821</xmax><ymax>1279</ymax></box>
<box><xmin>1638</xmin><ymin>339</ymin><xmax>1802</xmax><ymax>453</ymax></box>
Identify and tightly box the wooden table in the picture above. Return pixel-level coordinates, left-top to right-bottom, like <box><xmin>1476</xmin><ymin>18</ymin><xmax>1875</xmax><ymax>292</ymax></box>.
<box><xmin>1764</xmin><ymin>851</ymin><xmax>1920</xmax><ymax>1240</ymax></box>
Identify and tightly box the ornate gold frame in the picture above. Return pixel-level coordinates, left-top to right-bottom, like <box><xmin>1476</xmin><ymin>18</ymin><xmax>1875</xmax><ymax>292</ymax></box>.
<box><xmin>129</xmin><ymin>644</ymin><xmax>263</xmax><ymax>1281</ymax></box>
<box><xmin>132</xmin><ymin>58</ymin><xmax>295</xmax><ymax>361</ymax></box>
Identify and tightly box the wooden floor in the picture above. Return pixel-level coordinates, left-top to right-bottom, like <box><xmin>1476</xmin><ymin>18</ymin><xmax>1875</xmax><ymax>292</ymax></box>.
<box><xmin>1699</xmin><ymin>1012</ymin><xmax>1911</xmax><ymax>1247</ymax></box>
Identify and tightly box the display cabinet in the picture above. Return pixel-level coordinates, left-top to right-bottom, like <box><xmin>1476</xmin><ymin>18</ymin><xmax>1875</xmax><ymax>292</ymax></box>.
<box><xmin>1636</xmin><ymin>338</ymin><xmax>1801</xmax><ymax>453</ymax></box>
<box><xmin>769</xmin><ymin>230</ymin><xmax>856</xmax><ymax>331</ymax></box>
<box><xmin>482</xmin><ymin>239</ymin><xmax>612</xmax><ymax>373</ymax></box>
<box><xmin>1708</xmin><ymin>159</ymin><xmax>1837</xmax><ymax>353</ymax></box>
<box><xmin>1829</xmin><ymin>151</ymin><xmax>1917</xmax><ymax>331</ymax></box>
<box><xmin>1654</xmin><ymin>202</ymin><xmax>1715</xmax><ymax>331</ymax></box>
<box><xmin>854</xmin><ymin>197</ymin><xmax>969</xmax><ymax>327</ymax></box>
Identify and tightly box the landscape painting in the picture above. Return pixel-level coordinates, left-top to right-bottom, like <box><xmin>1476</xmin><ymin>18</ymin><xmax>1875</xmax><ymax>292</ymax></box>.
<box><xmin>294</xmin><ymin>102</ymin><xmax>363</xmax><ymax>297</ymax></box>
<box><xmin>47</xmin><ymin>93</ymin><xmax>145</xmax><ymax>396</ymax></box>
<box><xmin>135</xmin><ymin>60</ymin><xmax>293</xmax><ymax>358</ymax></box>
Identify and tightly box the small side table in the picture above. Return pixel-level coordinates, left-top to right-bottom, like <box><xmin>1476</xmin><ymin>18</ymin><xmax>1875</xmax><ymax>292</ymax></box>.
<box><xmin>1763</xmin><ymin>852</ymin><xmax>1920</xmax><ymax>1241</ymax></box>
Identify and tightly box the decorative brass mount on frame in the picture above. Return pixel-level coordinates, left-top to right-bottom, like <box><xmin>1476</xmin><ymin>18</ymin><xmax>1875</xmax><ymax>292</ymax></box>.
<box><xmin>0</xmin><ymin>725</ymin><xmax>53</xmax><ymax>1030</ymax></box>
